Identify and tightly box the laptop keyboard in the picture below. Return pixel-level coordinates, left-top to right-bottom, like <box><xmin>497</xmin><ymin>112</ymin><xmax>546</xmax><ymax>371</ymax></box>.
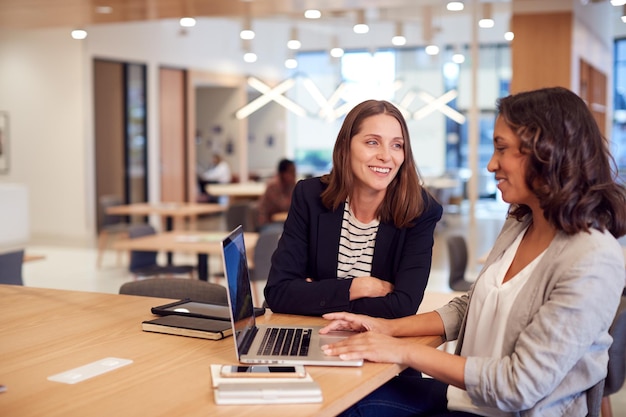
<box><xmin>257</xmin><ymin>327</ymin><xmax>312</xmax><ymax>357</ymax></box>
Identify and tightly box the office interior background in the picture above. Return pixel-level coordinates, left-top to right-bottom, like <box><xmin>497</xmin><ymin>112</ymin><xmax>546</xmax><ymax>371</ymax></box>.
<box><xmin>0</xmin><ymin>0</ymin><xmax>623</xmax><ymax>247</ymax></box>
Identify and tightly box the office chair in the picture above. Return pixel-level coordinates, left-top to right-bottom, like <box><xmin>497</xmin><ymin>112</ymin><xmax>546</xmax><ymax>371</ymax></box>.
<box><xmin>0</xmin><ymin>249</ymin><xmax>24</xmax><ymax>285</ymax></box>
<box><xmin>119</xmin><ymin>277</ymin><xmax>228</xmax><ymax>304</ymax></box>
<box><xmin>601</xmin><ymin>294</ymin><xmax>626</xmax><ymax>417</ymax></box>
<box><xmin>128</xmin><ymin>224</ymin><xmax>195</xmax><ymax>280</ymax></box>
<box><xmin>446</xmin><ymin>235</ymin><xmax>473</xmax><ymax>292</ymax></box>
<box><xmin>97</xmin><ymin>194</ymin><xmax>131</xmax><ymax>268</ymax></box>
<box><xmin>250</xmin><ymin>223</ymin><xmax>283</xmax><ymax>307</ymax></box>
<box><xmin>225</xmin><ymin>202</ymin><xmax>256</xmax><ymax>232</ymax></box>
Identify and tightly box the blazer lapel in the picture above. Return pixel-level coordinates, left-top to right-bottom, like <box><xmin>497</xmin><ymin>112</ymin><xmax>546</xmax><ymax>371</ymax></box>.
<box><xmin>316</xmin><ymin>205</ymin><xmax>344</xmax><ymax>277</ymax></box>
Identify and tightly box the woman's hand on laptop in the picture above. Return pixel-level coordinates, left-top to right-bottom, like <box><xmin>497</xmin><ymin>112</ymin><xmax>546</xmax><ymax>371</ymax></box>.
<box><xmin>320</xmin><ymin>312</ymin><xmax>389</xmax><ymax>335</ymax></box>
<box><xmin>321</xmin><ymin>330</ymin><xmax>414</xmax><ymax>364</ymax></box>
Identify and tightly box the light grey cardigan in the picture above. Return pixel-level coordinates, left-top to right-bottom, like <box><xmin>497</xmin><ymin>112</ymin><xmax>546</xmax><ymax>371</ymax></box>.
<box><xmin>436</xmin><ymin>216</ymin><xmax>626</xmax><ymax>417</ymax></box>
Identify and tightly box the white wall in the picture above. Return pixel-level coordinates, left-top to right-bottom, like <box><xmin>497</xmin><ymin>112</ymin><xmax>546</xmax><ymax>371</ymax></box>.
<box><xmin>0</xmin><ymin>27</ymin><xmax>88</xmax><ymax>243</ymax></box>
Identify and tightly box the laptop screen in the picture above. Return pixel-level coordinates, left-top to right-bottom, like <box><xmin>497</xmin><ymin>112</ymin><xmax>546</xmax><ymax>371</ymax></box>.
<box><xmin>221</xmin><ymin>226</ymin><xmax>256</xmax><ymax>354</ymax></box>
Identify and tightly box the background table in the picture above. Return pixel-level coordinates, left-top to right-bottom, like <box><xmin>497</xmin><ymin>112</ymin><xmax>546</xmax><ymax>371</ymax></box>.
<box><xmin>113</xmin><ymin>231</ymin><xmax>259</xmax><ymax>281</ymax></box>
<box><xmin>106</xmin><ymin>202</ymin><xmax>225</xmax><ymax>231</ymax></box>
<box><xmin>205</xmin><ymin>182</ymin><xmax>266</xmax><ymax>203</ymax></box>
<box><xmin>0</xmin><ymin>285</ymin><xmax>443</xmax><ymax>417</ymax></box>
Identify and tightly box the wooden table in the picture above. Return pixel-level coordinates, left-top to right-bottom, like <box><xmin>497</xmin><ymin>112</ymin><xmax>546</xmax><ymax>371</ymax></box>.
<box><xmin>106</xmin><ymin>202</ymin><xmax>225</xmax><ymax>231</ymax></box>
<box><xmin>0</xmin><ymin>285</ymin><xmax>443</xmax><ymax>417</ymax></box>
<box><xmin>205</xmin><ymin>182</ymin><xmax>266</xmax><ymax>203</ymax></box>
<box><xmin>113</xmin><ymin>231</ymin><xmax>259</xmax><ymax>281</ymax></box>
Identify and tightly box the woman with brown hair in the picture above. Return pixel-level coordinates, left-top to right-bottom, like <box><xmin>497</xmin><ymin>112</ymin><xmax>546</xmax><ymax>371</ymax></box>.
<box><xmin>321</xmin><ymin>87</ymin><xmax>626</xmax><ymax>416</ymax></box>
<box><xmin>264</xmin><ymin>99</ymin><xmax>442</xmax><ymax>318</ymax></box>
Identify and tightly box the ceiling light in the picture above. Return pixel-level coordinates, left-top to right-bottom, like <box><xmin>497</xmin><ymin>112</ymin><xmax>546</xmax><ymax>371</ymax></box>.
<box><xmin>330</xmin><ymin>47</ymin><xmax>344</xmax><ymax>58</ymax></box>
<box><xmin>478</xmin><ymin>3</ymin><xmax>494</xmax><ymax>28</ymax></box>
<box><xmin>243</xmin><ymin>52</ymin><xmax>257</xmax><ymax>63</ymax></box>
<box><xmin>304</xmin><ymin>9</ymin><xmax>321</xmax><ymax>19</ymax></box>
<box><xmin>611</xmin><ymin>0</ymin><xmax>626</xmax><ymax>5</ymax></box>
<box><xmin>353</xmin><ymin>10</ymin><xmax>369</xmax><ymax>34</ymax></box>
<box><xmin>452</xmin><ymin>53</ymin><xmax>465</xmax><ymax>64</ymax></box>
<box><xmin>240</xmin><ymin>3</ymin><xmax>255</xmax><ymax>40</ymax></box>
<box><xmin>391</xmin><ymin>22</ymin><xmax>407</xmax><ymax>46</ymax></box>
<box><xmin>425</xmin><ymin>45</ymin><xmax>439</xmax><ymax>55</ymax></box>
<box><xmin>240</xmin><ymin>29</ymin><xmax>255</xmax><ymax>39</ymax></box>
<box><xmin>446</xmin><ymin>2</ymin><xmax>464</xmax><ymax>12</ymax></box>
<box><xmin>71</xmin><ymin>29</ymin><xmax>88</xmax><ymax>40</ymax></box>
<box><xmin>504</xmin><ymin>31</ymin><xmax>514</xmax><ymax>41</ymax></box>
<box><xmin>179</xmin><ymin>17</ymin><xmax>196</xmax><ymax>27</ymax></box>
<box><xmin>285</xmin><ymin>58</ymin><xmax>298</xmax><ymax>69</ymax></box>
<box><xmin>287</xmin><ymin>27</ymin><xmax>301</xmax><ymax>50</ymax></box>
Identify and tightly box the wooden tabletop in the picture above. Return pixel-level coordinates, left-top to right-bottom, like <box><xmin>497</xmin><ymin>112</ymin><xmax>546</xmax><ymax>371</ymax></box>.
<box><xmin>205</xmin><ymin>182</ymin><xmax>266</xmax><ymax>198</ymax></box>
<box><xmin>0</xmin><ymin>285</ymin><xmax>442</xmax><ymax>417</ymax></box>
<box><xmin>106</xmin><ymin>202</ymin><xmax>225</xmax><ymax>217</ymax></box>
<box><xmin>112</xmin><ymin>231</ymin><xmax>259</xmax><ymax>256</ymax></box>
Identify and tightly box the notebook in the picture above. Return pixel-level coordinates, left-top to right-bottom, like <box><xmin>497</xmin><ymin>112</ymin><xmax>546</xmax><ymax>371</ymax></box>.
<box><xmin>221</xmin><ymin>225</ymin><xmax>363</xmax><ymax>367</ymax></box>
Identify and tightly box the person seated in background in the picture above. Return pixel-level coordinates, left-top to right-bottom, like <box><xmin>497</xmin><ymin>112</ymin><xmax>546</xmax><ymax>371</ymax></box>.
<box><xmin>256</xmin><ymin>158</ymin><xmax>296</xmax><ymax>229</ymax></box>
<box><xmin>197</xmin><ymin>153</ymin><xmax>231</xmax><ymax>203</ymax></box>
<box><xmin>264</xmin><ymin>99</ymin><xmax>443</xmax><ymax>319</ymax></box>
<box><xmin>320</xmin><ymin>87</ymin><xmax>626</xmax><ymax>417</ymax></box>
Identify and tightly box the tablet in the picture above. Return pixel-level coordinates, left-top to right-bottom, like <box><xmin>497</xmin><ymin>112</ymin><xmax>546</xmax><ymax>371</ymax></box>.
<box><xmin>151</xmin><ymin>299</ymin><xmax>265</xmax><ymax>321</ymax></box>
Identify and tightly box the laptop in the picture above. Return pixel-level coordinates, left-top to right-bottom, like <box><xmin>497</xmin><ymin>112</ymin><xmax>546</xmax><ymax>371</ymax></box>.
<box><xmin>221</xmin><ymin>225</ymin><xmax>363</xmax><ymax>367</ymax></box>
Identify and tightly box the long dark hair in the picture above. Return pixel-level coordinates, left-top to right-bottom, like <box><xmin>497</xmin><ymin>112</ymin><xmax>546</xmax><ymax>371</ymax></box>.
<box><xmin>497</xmin><ymin>87</ymin><xmax>626</xmax><ymax>237</ymax></box>
<box><xmin>320</xmin><ymin>99</ymin><xmax>426</xmax><ymax>228</ymax></box>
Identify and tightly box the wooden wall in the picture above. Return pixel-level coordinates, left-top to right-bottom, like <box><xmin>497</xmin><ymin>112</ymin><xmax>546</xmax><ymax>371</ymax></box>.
<box><xmin>510</xmin><ymin>12</ymin><xmax>573</xmax><ymax>94</ymax></box>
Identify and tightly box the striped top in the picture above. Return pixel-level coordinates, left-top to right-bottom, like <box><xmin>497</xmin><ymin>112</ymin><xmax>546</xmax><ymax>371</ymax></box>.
<box><xmin>337</xmin><ymin>203</ymin><xmax>379</xmax><ymax>279</ymax></box>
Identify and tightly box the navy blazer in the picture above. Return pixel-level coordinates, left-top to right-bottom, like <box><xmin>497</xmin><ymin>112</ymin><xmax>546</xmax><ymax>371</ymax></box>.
<box><xmin>264</xmin><ymin>177</ymin><xmax>443</xmax><ymax>318</ymax></box>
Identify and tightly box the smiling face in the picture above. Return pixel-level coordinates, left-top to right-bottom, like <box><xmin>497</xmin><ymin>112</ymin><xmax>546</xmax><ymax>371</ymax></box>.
<box><xmin>349</xmin><ymin>113</ymin><xmax>405</xmax><ymax>198</ymax></box>
<box><xmin>487</xmin><ymin>115</ymin><xmax>536</xmax><ymax>206</ymax></box>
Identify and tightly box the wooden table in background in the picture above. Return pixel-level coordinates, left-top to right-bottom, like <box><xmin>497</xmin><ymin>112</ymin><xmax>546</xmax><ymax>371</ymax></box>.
<box><xmin>0</xmin><ymin>285</ymin><xmax>443</xmax><ymax>417</ymax></box>
<box><xmin>113</xmin><ymin>231</ymin><xmax>259</xmax><ymax>281</ymax></box>
<box><xmin>205</xmin><ymin>182</ymin><xmax>266</xmax><ymax>203</ymax></box>
<box><xmin>106</xmin><ymin>202</ymin><xmax>225</xmax><ymax>231</ymax></box>
<box><xmin>22</xmin><ymin>253</ymin><xmax>45</xmax><ymax>263</ymax></box>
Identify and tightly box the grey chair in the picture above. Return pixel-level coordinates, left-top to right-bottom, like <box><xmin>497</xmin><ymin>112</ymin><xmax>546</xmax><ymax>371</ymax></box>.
<box><xmin>446</xmin><ymin>235</ymin><xmax>473</xmax><ymax>292</ymax></box>
<box><xmin>97</xmin><ymin>194</ymin><xmax>131</xmax><ymax>268</ymax></box>
<box><xmin>225</xmin><ymin>202</ymin><xmax>256</xmax><ymax>233</ymax></box>
<box><xmin>0</xmin><ymin>249</ymin><xmax>24</xmax><ymax>285</ymax></box>
<box><xmin>119</xmin><ymin>277</ymin><xmax>228</xmax><ymax>304</ymax></box>
<box><xmin>128</xmin><ymin>224</ymin><xmax>195</xmax><ymax>279</ymax></box>
<box><xmin>250</xmin><ymin>223</ymin><xmax>283</xmax><ymax>307</ymax></box>
<box><xmin>601</xmin><ymin>295</ymin><xmax>626</xmax><ymax>417</ymax></box>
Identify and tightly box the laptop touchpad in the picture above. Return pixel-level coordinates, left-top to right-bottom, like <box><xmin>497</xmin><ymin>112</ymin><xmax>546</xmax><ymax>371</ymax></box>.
<box><xmin>318</xmin><ymin>330</ymin><xmax>358</xmax><ymax>346</ymax></box>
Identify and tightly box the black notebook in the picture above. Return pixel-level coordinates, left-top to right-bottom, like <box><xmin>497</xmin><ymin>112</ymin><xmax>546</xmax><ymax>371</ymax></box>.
<box><xmin>142</xmin><ymin>315</ymin><xmax>233</xmax><ymax>340</ymax></box>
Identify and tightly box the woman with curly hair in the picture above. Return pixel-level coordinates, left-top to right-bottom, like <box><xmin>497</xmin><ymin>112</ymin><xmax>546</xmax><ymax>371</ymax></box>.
<box><xmin>321</xmin><ymin>87</ymin><xmax>626</xmax><ymax>416</ymax></box>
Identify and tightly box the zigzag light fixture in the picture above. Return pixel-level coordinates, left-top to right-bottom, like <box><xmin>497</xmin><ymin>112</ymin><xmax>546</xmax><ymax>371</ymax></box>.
<box><xmin>235</xmin><ymin>77</ymin><xmax>306</xmax><ymax>119</ymax></box>
<box><xmin>235</xmin><ymin>76</ymin><xmax>466</xmax><ymax>125</ymax></box>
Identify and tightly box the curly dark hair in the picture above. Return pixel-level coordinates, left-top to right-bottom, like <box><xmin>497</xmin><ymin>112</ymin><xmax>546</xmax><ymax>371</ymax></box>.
<box><xmin>496</xmin><ymin>87</ymin><xmax>626</xmax><ymax>237</ymax></box>
<box><xmin>320</xmin><ymin>99</ymin><xmax>426</xmax><ymax>228</ymax></box>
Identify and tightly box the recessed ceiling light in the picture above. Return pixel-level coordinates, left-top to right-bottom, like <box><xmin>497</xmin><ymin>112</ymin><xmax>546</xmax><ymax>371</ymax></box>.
<box><xmin>71</xmin><ymin>29</ymin><xmax>88</xmax><ymax>40</ymax></box>
<box><xmin>392</xmin><ymin>35</ymin><xmax>407</xmax><ymax>46</ymax></box>
<box><xmin>446</xmin><ymin>2</ymin><xmax>464</xmax><ymax>12</ymax></box>
<box><xmin>243</xmin><ymin>52</ymin><xmax>257</xmax><ymax>63</ymax></box>
<box><xmin>179</xmin><ymin>17</ymin><xmax>196</xmax><ymax>28</ymax></box>
<box><xmin>304</xmin><ymin>9</ymin><xmax>321</xmax><ymax>19</ymax></box>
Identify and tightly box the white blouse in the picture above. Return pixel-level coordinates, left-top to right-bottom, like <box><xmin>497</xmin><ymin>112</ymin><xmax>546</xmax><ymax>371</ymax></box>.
<box><xmin>447</xmin><ymin>227</ymin><xmax>546</xmax><ymax>416</ymax></box>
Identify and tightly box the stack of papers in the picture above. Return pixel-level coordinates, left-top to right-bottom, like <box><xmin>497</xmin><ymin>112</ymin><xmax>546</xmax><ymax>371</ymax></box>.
<box><xmin>210</xmin><ymin>364</ymin><xmax>322</xmax><ymax>405</ymax></box>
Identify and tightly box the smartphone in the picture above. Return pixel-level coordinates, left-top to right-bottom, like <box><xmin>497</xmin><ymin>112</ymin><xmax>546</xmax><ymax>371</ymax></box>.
<box><xmin>220</xmin><ymin>365</ymin><xmax>306</xmax><ymax>378</ymax></box>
